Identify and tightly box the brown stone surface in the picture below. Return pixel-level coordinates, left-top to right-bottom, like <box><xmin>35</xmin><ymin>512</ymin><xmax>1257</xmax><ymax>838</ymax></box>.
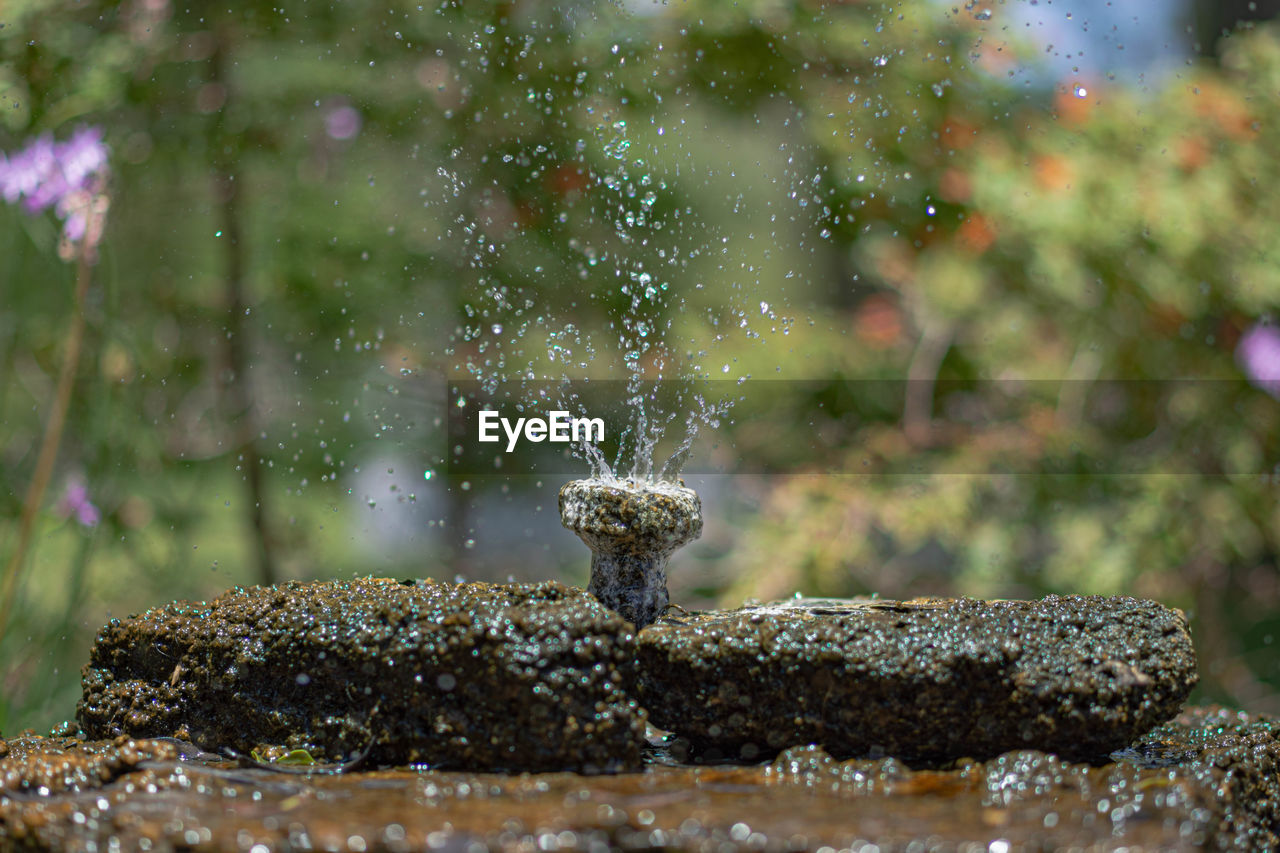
<box><xmin>77</xmin><ymin>578</ymin><xmax>646</xmax><ymax>773</ymax></box>
<box><xmin>636</xmin><ymin>596</ymin><xmax>1198</xmax><ymax>762</ymax></box>
<box><xmin>1</xmin><ymin>707</ymin><xmax>1277</xmax><ymax>851</ymax></box>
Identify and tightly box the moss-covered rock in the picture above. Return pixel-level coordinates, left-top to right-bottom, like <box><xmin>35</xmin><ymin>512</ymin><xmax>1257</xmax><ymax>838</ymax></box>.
<box><xmin>77</xmin><ymin>577</ymin><xmax>646</xmax><ymax>772</ymax></box>
<box><xmin>636</xmin><ymin>595</ymin><xmax>1198</xmax><ymax>761</ymax></box>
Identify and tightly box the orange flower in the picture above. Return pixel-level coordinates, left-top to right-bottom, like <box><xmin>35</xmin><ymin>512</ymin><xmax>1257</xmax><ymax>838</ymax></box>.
<box><xmin>1052</xmin><ymin>83</ymin><xmax>1094</xmax><ymax>125</ymax></box>
<box><xmin>1189</xmin><ymin>80</ymin><xmax>1258</xmax><ymax>140</ymax></box>
<box><xmin>938</xmin><ymin>168</ymin><xmax>972</xmax><ymax>203</ymax></box>
<box><xmin>940</xmin><ymin>116</ymin><xmax>978</xmax><ymax>151</ymax></box>
<box><xmin>853</xmin><ymin>295</ymin><xmax>904</xmax><ymax>349</ymax></box>
<box><xmin>956</xmin><ymin>212</ymin><xmax>996</xmax><ymax>254</ymax></box>
<box><xmin>1033</xmin><ymin>154</ymin><xmax>1074</xmax><ymax>192</ymax></box>
<box><xmin>1176</xmin><ymin>136</ymin><xmax>1210</xmax><ymax>172</ymax></box>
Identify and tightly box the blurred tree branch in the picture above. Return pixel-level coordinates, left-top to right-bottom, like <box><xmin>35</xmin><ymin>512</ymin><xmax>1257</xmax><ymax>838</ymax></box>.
<box><xmin>210</xmin><ymin>26</ymin><xmax>277</xmax><ymax>587</ymax></box>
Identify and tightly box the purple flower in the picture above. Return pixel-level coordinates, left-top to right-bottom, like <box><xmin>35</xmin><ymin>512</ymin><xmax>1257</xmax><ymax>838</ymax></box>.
<box><xmin>57</xmin><ymin>479</ymin><xmax>101</xmax><ymax>527</ymax></box>
<box><xmin>324</xmin><ymin>105</ymin><xmax>361</xmax><ymax>141</ymax></box>
<box><xmin>0</xmin><ymin>133</ymin><xmax>57</xmax><ymax>206</ymax></box>
<box><xmin>42</xmin><ymin>126</ymin><xmax>108</xmax><ymax>208</ymax></box>
<box><xmin>0</xmin><ymin>125</ymin><xmax>110</xmax><ymax>258</ymax></box>
<box><xmin>1237</xmin><ymin>323</ymin><xmax>1280</xmax><ymax>399</ymax></box>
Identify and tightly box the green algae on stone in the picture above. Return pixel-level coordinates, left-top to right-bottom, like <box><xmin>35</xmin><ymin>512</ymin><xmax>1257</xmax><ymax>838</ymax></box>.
<box><xmin>559</xmin><ymin>479</ymin><xmax>702</xmax><ymax>629</ymax></box>
<box><xmin>77</xmin><ymin>577</ymin><xmax>646</xmax><ymax>773</ymax></box>
<box><xmin>636</xmin><ymin>595</ymin><xmax>1198</xmax><ymax>762</ymax></box>
<box><xmin>4</xmin><ymin>706</ymin><xmax>1276</xmax><ymax>851</ymax></box>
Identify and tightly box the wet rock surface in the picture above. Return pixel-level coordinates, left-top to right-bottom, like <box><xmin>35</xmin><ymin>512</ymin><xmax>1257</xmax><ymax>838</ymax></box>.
<box><xmin>2</xmin><ymin>706</ymin><xmax>1276</xmax><ymax>851</ymax></box>
<box><xmin>0</xmin><ymin>734</ymin><xmax>183</xmax><ymax>797</ymax></box>
<box><xmin>636</xmin><ymin>595</ymin><xmax>1198</xmax><ymax>762</ymax></box>
<box><xmin>78</xmin><ymin>578</ymin><xmax>646</xmax><ymax>772</ymax></box>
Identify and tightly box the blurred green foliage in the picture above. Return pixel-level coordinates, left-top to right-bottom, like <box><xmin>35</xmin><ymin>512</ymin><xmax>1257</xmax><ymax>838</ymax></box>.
<box><xmin>1</xmin><ymin>0</ymin><xmax>1279</xmax><ymax>732</ymax></box>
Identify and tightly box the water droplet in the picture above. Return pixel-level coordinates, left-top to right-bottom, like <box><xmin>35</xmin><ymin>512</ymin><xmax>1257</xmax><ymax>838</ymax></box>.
<box><xmin>1074</xmin><ymin>85</ymin><xmax>1088</xmax><ymax>99</ymax></box>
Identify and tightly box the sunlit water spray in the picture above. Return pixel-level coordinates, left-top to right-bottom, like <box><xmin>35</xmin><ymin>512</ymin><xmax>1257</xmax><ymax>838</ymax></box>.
<box><xmin>451</xmin><ymin>114</ymin><xmax>749</xmax><ymax>487</ymax></box>
<box><xmin>436</xmin><ymin>107</ymin><xmax>757</xmax><ymax>619</ymax></box>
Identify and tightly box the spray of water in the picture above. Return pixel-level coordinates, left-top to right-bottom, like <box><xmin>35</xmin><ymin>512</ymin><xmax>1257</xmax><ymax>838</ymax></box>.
<box><xmin>448</xmin><ymin>112</ymin><xmax>749</xmax><ymax>485</ymax></box>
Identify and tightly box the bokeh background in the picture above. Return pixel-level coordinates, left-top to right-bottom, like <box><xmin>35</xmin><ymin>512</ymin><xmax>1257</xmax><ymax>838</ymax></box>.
<box><xmin>3</xmin><ymin>0</ymin><xmax>1280</xmax><ymax>733</ymax></box>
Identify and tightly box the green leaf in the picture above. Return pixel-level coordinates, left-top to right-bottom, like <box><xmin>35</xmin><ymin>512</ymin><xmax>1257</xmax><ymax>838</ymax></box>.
<box><xmin>274</xmin><ymin>749</ymin><xmax>318</xmax><ymax>766</ymax></box>
<box><xmin>250</xmin><ymin>747</ymin><xmax>317</xmax><ymax>766</ymax></box>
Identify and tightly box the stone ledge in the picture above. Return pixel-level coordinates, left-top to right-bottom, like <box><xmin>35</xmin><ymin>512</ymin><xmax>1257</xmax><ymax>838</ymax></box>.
<box><xmin>77</xmin><ymin>577</ymin><xmax>647</xmax><ymax>773</ymax></box>
<box><xmin>636</xmin><ymin>595</ymin><xmax>1198</xmax><ymax>761</ymax></box>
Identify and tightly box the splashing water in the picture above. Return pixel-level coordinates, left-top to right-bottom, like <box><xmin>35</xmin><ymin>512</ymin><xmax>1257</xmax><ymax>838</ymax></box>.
<box><xmin>447</xmin><ymin>113</ymin><xmax>748</xmax><ymax>485</ymax></box>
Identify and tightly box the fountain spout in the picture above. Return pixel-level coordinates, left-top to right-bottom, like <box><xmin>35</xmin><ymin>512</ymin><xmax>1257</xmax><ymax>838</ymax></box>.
<box><xmin>559</xmin><ymin>479</ymin><xmax>702</xmax><ymax>630</ymax></box>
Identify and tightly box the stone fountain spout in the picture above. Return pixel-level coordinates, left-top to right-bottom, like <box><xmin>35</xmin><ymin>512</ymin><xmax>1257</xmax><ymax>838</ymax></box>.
<box><xmin>559</xmin><ymin>479</ymin><xmax>702</xmax><ymax>629</ymax></box>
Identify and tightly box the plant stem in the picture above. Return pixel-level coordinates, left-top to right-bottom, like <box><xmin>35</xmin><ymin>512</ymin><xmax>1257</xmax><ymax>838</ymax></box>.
<box><xmin>904</xmin><ymin>315</ymin><xmax>953</xmax><ymax>447</ymax></box>
<box><xmin>0</xmin><ymin>251</ymin><xmax>92</xmax><ymax>645</ymax></box>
